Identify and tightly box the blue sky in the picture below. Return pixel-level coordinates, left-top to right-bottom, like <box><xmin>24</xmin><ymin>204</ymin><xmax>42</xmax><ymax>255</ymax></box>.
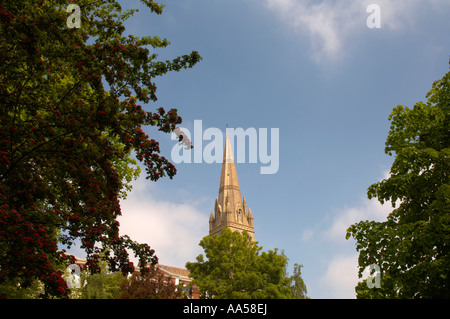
<box><xmin>69</xmin><ymin>0</ymin><xmax>450</xmax><ymax>298</ymax></box>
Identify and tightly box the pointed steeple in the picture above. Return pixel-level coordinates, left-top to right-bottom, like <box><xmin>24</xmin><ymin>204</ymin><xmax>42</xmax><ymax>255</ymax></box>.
<box><xmin>209</xmin><ymin>131</ymin><xmax>255</xmax><ymax>241</ymax></box>
<box><xmin>217</xmin><ymin>132</ymin><xmax>242</xmax><ymax>215</ymax></box>
<box><xmin>247</xmin><ymin>208</ymin><xmax>253</xmax><ymax>226</ymax></box>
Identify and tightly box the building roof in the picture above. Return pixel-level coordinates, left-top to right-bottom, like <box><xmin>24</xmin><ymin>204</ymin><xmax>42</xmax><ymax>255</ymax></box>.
<box><xmin>156</xmin><ymin>264</ymin><xmax>192</xmax><ymax>282</ymax></box>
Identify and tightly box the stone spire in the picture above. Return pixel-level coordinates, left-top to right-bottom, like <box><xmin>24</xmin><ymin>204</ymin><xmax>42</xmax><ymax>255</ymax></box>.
<box><xmin>209</xmin><ymin>132</ymin><xmax>255</xmax><ymax>241</ymax></box>
<box><xmin>217</xmin><ymin>132</ymin><xmax>242</xmax><ymax>215</ymax></box>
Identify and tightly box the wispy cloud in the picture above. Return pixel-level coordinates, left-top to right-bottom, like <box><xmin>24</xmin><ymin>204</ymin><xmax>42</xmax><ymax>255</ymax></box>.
<box><xmin>322</xmin><ymin>196</ymin><xmax>393</xmax><ymax>243</ymax></box>
<box><xmin>263</xmin><ymin>0</ymin><xmax>450</xmax><ymax>64</ymax></box>
<box><xmin>301</xmin><ymin>228</ymin><xmax>314</xmax><ymax>242</ymax></box>
<box><xmin>264</xmin><ymin>0</ymin><xmax>361</xmax><ymax>63</ymax></box>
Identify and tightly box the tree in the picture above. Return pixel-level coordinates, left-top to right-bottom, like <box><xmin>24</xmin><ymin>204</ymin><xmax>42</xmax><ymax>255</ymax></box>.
<box><xmin>0</xmin><ymin>277</ymin><xmax>45</xmax><ymax>299</ymax></box>
<box><xmin>186</xmin><ymin>228</ymin><xmax>303</xmax><ymax>299</ymax></box>
<box><xmin>120</xmin><ymin>266</ymin><xmax>183</xmax><ymax>299</ymax></box>
<box><xmin>0</xmin><ymin>0</ymin><xmax>201</xmax><ymax>298</ymax></box>
<box><xmin>346</xmin><ymin>61</ymin><xmax>450</xmax><ymax>298</ymax></box>
<box><xmin>80</xmin><ymin>257</ymin><xmax>126</xmax><ymax>299</ymax></box>
<box><xmin>290</xmin><ymin>263</ymin><xmax>308</xmax><ymax>299</ymax></box>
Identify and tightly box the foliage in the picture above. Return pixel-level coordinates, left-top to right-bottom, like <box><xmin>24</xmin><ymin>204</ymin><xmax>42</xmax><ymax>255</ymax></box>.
<box><xmin>186</xmin><ymin>228</ymin><xmax>305</xmax><ymax>299</ymax></box>
<box><xmin>347</xmin><ymin>60</ymin><xmax>450</xmax><ymax>298</ymax></box>
<box><xmin>120</xmin><ymin>266</ymin><xmax>184</xmax><ymax>299</ymax></box>
<box><xmin>0</xmin><ymin>0</ymin><xmax>201</xmax><ymax>298</ymax></box>
<box><xmin>0</xmin><ymin>278</ymin><xmax>45</xmax><ymax>299</ymax></box>
<box><xmin>80</xmin><ymin>258</ymin><xmax>126</xmax><ymax>299</ymax></box>
<box><xmin>290</xmin><ymin>263</ymin><xmax>308</xmax><ymax>299</ymax></box>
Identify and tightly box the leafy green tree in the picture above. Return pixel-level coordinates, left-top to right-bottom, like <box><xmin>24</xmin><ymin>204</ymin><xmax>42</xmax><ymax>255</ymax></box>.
<box><xmin>186</xmin><ymin>228</ymin><xmax>303</xmax><ymax>299</ymax></box>
<box><xmin>347</xmin><ymin>61</ymin><xmax>450</xmax><ymax>298</ymax></box>
<box><xmin>290</xmin><ymin>263</ymin><xmax>308</xmax><ymax>299</ymax></box>
<box><xmin>0</xmin><ymin>0</ymin><xmax>201</xmax><ymax>298</ymax></box>
<box><xmin>80</xmin><ymin>258</ymin><xmax>126</xmax><ymax>299</ymax></box>
<box><xmin>0</xmin><ymin>278</ymin><xmax>44</xmax><ymax>299</ymax></box>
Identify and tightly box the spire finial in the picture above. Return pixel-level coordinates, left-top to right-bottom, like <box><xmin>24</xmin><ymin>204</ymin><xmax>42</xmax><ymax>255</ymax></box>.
<box><xmin>224</xmin><ymin>131</ymin><xmax>234</xmax><ymax>163</ymax></box>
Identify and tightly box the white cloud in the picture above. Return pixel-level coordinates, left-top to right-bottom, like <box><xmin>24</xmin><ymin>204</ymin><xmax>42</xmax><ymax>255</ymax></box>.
<box><xmin>318</xmin><ymin>254</ymin><xmax>359</xmax><ymax>298</ymax></box>
<box><xmin>317</xmin><ymin>170</ymin><xmax>396</xmax><ymax>298</ymax></box>
<box><xmin>301</xmin><ymin>228</ymin><xmax>314</xmax><ymax>242</ymax></box>
<box><xmin>262</xmin><ymin>0</ymin><xmax>450</xmax><ymax>64</ymax></box>
<box><xmin>264</xmin><ymin>0</ymin><xmax>360</xmax><ymax>63</ymax></box>
<box><xmin>322</xmin><ymin>197</ymin><xmax>393</xmax><ymax>243</ymax></box>
<box><xmin>118</xmin><ymin>176</ymin><xmax>207</xmax><ymax>269</ymax></box>
<box><xmin>316</xmin><ymin>198</ymin><xmax>392</xmax><ymax>298</ymax></box>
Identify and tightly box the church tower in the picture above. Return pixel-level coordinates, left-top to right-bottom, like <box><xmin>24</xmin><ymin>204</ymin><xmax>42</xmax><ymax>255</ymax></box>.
<box><xmin>209</xmin><ymin>132</ymin><xmax>255</xmax><ymax>241</ymax></box>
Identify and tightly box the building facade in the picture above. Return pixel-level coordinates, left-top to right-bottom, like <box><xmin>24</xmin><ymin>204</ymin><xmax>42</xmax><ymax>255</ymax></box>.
<box><xmin>156</xmin><ymin>264</ymin><xmax>199</xmax><ymax>299</ymax></box>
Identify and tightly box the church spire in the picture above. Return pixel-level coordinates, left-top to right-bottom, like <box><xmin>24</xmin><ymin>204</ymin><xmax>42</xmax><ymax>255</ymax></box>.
<box><xmin>217</xmin><ymin>132</ymin><xmax>242</xmax><ymax>214</ymax></box>
<box><xmin>209</xmin><ymin>131</ymin><xmax>255</xmax><ymax>241</ymax></box>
